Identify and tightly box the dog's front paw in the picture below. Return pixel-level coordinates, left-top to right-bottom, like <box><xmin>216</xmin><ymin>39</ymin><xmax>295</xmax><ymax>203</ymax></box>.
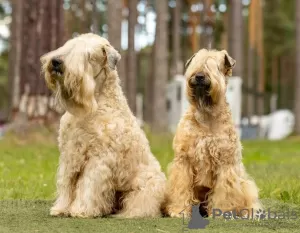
<box><xmin>69</xmin><ymin>211</ymin><xmax>90</xmax><ymax>218</ymax></box>
<box><xmin>69</xmin><ymin>209</ymin><xmax>102</xmax><ymax>218</ymax></box>
<box><xmin>69</xmin><ymin>205</ymin><xmax>89</xmax><ymax>218</ymax></box>
<box><xmin>169</xmin><ymin>212</ymin><xmax>182</xmax><ymax>218</ymax></box>
<box><xmin>110</xmin><ymin>213</ymin><xmax>128</xmax><ymax>219</ymax></box>
<box><xmin>166</xmin><ymin>206</ymin><xmax>191</xmax><ymax>218</ymax></box>
<box><xmin>69</xmin><ymin>203</ymin><xmax>102</xmax><ymax>218</ymax></box>
<box><xmin>50</xmin><ymin>206</ymin><xmax>69</xmax><ymax>217</ymax></box>
<box><xmin>168</xmin><ymin>210</ymin><xmax>190</xmax><ymax>218</ymax></box>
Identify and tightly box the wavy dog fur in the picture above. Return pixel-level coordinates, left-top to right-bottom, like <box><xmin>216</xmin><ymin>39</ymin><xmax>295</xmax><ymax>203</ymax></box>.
<box><xmin>163</xmin><ymin>49</ymin><xmax>261</xmax><ymax>217</ymax></box>
<box><xmin>41</xmin><ymin>33</ymin><xmax>166</xmax><ymax>218</ymax></box>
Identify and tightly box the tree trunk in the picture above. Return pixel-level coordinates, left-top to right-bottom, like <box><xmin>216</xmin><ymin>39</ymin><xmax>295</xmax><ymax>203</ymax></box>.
<box><xmin>127</xmin><ymin>0</ymin><xmax>137</xmax><ymax>113</ymax></box>
<box><xmin>220</xmin><ymin>11</ymin><xmax>228</xmax><ymax>50</ymax></box>
<box><xmin>10</xmin><ymin>0</ymin><xmax>64</xmax><ymax>122</ymax></box>
<box><xmin>256</xmin><ymin>0</ymin><xmax>264</xmax><ymax>115</ymax></box>
<box><xmin>107</xmin><ymin>0</ymin><xmax>126</xmax><ymax>89</ymax></box>
<box><xmin>228</xmin><ymin>0</ymin><xmax>243</xmax><ymax>77</ymax></box>
<box><xmin>189</xmin><ymin>12</ymin><xmax>198</xmax><ymax>53</ymax></box>
<box><xmin>37</xmin><ymin>0</ymin><xmax>51</xmax><ymax>97</ymax></box>
<box><xmin>150</xmin><ymin>0</ymin><xmax>169</xmax><ymax>131</ymax></box>
<box><xmin>57</xmin><ymin>0</ymin><xmax>65</xmax><ymax>44</ymax></box>
<box><xmin>20</xmin><ymin>0</ymin><xmax>39</xmax><ymax>117</ymax></box>
<box><xmin>187</xmin><ymin>0</ymin><xmax>199</xmax><ymax>52</ymax></box>
<box><xmin>91</xmin><ymin>0</ymin><xmax>99</xmax><ymax>34</ymax></box>
<box><xmin>270</xmin><ymin>56</ymin><xmax>278</xmax><ymax>112</ymax></box>
<box><xmin>79</xmin><ymin>0</ymin><xmax>90</xmax><ymax>33</ymax></box>
<box><xmin>171</xmin><ymin>0</ymin><xmax>182</xmax><ymax>76</ymax></box>
<box><xmin>201</xmin><ymin>0</ymin><xmax>215</xmax><ymax>48</ymax></box>
<box><xmin>247</xmin><ymin>0</ymin><xmax>257</xmax><ymax>117</ymax></box>
<box><xmin>295</xmin><ymin>0</ymin><xmax>300</xmax><ymax>133</ymax></box>
<box><xmin>65</xmin><ymin>0</ymin><xmax>74</xmax><ymax>39</ymax></box>
<box><xmin>199</xmin><ymin>0</ymin><xmax>207</xmax><ymax>48</ymax></box>
<box><xmin>8</xmin><ymin>0</ymin><xmax>23</xmax><ymax>118</ymax></box>
<box><xmin>8</xmin><ymin>0</ymin><xmax>17</xmax><ymax>117</ymax></box>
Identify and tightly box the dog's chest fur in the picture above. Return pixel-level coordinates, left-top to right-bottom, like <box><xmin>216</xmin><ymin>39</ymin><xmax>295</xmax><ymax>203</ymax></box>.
<box><xmin>57</xmin><ymin>110</ymin><xmax>155</xmax><ymax>190</ymax></box>
<box><xmin>58</xmin><ymin>112</ymin><xmax>127</xmax><ymax>153</ymax></box>
<box><xmin>174</xmin><ymin>106</ymin><xmax>242</xmax><ymax>175</ymax></box>
<box><xmin>173</xmin><ymin>108</ymin><xmax>242</xmax><ymax>190</ymax></box>
<box><xmin>57</xmin><ymin>109</ymin><xmax>139</xmax><ymax>171</ymax></box>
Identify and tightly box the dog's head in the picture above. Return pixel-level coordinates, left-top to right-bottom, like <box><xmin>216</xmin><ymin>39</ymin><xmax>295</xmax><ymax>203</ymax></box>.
<box><xmin>40</xmin><ymin>33</ymin><xmax>121</xmax><ymax>116</ymax></box>
<box><xmin>185</xmin><ymin>49</ymin><xmax>235</xmax><ymax>111</ymax></box>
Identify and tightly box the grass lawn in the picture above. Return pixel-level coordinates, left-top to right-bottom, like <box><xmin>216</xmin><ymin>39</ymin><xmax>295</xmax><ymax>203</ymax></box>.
<box><xmin>0</xmin><ymin>132</ymin><xmax>300</xmax><ymax>232</ymax></box>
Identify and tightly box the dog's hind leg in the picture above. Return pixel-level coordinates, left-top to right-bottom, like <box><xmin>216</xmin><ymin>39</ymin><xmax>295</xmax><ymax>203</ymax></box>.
<box><xmin>208</xmin><ymin>164</ymin><xmax>261</xmax><ymax>216</ymax></box>
<box><xmin>163</xmin><ymin>159</ymin><xmax>194</xmax><ymax>218</ymax></box>
<box><xmin>69</xmin><ymin>156</ymin><xmax>115</xmax><ymax>218</ymax></box>
<box><xmin>114</xmin><ymin>166</ymin><xmax>166</xmax><ymax>218</ymax></box>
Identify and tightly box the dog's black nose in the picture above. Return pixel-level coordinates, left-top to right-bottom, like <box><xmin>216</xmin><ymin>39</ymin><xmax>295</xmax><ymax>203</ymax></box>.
<box><xmin>195</xmin><ymin>73</ymin><xmax>206</xmax><ymax>85</ymax></box>
<box><xmin>51</xmin><ymin>58</ymin><xmax>62</xmax><ymax>68</ymax></box>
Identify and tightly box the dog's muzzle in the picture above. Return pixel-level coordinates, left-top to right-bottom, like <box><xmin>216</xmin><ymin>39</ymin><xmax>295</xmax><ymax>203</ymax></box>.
<box><xmin>49</xmin><ymin>58</ymin><xmax>63</xmax><ymax>77</ymax></box>
<box><xmin>190</xmin><ymin>73</ymin><xmax>212</xmax><ymax>106</ymax></box>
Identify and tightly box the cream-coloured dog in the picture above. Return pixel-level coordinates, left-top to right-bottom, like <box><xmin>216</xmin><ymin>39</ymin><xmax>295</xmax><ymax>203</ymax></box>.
<box><xmin>163</xmin><ymin>49</ymin><xmax>261</xmax><ymax>217</ymax></box>
<box><xmin>41</xmin><ymin>33</ymin><xmax>166</xmax><ymax>218</ymax></box>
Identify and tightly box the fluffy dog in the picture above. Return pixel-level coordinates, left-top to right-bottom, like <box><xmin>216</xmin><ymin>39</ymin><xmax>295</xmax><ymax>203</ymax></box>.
<box><xmin>163</xmin><ymin>49</ymin><xmax>261</xmax><ymax>217</ymax></box>
<box><xmin>40</xmin><ymin>33</ymin><xmax>166</xmax><ymax>218</ymax></box>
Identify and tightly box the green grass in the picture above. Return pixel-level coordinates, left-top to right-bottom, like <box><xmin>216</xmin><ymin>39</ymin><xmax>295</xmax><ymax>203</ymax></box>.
<box><xmin>0</xmin><ymin>199</ymin><xmax>299</xmax><ymax>233</ymax></box>
<box><xmin>0</xmin><ymin>133</ymin><xmax>300</xmax><ymax>232</ymax></box>
<box><xmin>242</xmin><ymin>139</ymin><xmax>300</xmax><ymax>205</ymax></box>
<box><xmin>0</xmin><ymin>135</ymin><xmax>58</xmax><ymax>200</ymax></box>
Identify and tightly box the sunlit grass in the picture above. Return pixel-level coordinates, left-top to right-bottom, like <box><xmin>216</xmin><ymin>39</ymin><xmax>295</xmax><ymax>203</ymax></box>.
<box><xmin>1</xmin><ymin>132</ymin><xmax>300</xmax><ymax>232</ymax></box>
<box><xmin>242</xmin><ymin>139</ymin><xmax>300</xmax><ymax>204</ymax></box>
<box><xmin>1</xmin><ymin>132</ymin><xmax>300</xmax><ymax>204</ymax></box>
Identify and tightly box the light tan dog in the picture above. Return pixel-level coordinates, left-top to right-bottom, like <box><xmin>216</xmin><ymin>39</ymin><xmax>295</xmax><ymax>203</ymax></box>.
<box><xmin>41</xmin><ymin>33</ymin><xmax>166</xmax><ymax>218</ymax></box>
<box><xmin>163</xmin><ymin>49</ymin><xmax>261</xmax><ymax>217</ymax></box>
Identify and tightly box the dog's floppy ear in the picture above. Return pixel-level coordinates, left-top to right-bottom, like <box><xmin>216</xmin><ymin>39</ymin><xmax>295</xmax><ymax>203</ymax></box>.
<box><xmin>185</xmin><ymin>53</ymin><xmax>196</xmax><ymax>69</ymax></box>
<box><xmin>103</xmin><ymin>45</ymin><xmax>121</xmax><ymax>70</ymax></box>
<box><xmin>224</xmin><ymin>53</ymin><xmax>236</xmax><ymax>68</ymax></box>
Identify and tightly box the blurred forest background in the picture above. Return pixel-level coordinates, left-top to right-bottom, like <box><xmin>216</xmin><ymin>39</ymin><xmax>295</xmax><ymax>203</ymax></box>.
<box><xmin>0</xmin><ymin>0</ymin><xmax>300</xmax><ymax>133</ymax></box>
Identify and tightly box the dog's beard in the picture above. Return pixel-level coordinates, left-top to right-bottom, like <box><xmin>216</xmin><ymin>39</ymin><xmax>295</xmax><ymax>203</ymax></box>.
<box><xmin>48</xmin><ymin>77</ymin><xmax>85</xmax><ymax>115</ymax></box>
<box><xmin>193</xmin><ymin>86</ymin><xmax>213</xmax><ymax>107</ymax></box>
<box><xmin>52</xmin><ymin>74</ymin><xmax>97</xmax><ymax>116</ymax></box>
<box><xmin>51</xmin><ymin>83</ymin><xmax>71</xmax><ymax>112</ymax></box>
<box><xmin>190</xmin><ymin>79</ymin><xmax>213</xmax><ymax>108</ymax></box>
<box><xmin>57</xmin><ymin>83</ymin><xmax>85</xmax><ymax>110</ymax></box>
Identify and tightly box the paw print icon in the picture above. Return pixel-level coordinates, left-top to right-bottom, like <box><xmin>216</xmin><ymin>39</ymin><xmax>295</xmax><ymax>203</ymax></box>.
<box><xmin>255</xmin><ymin>209</ymin><xmax>267</xmax><ymax>220</ymax></box>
